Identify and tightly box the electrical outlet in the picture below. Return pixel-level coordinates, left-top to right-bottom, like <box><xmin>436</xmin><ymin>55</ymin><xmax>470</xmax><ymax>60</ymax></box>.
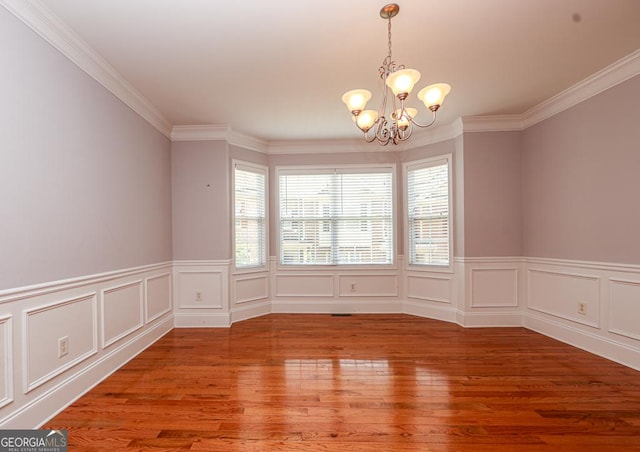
<box><xmin>195</xmin><ymin>291</ymin><xmax>203</xmax><ymax>302</ymax></box>
<box><xmin>58</xmin><ymin>336</ymin><xmax>69</xmax><ymax>358</ymax></box>
<box><xmin>350</xmin><ymin>282</ymin><xmax>356</xmax><ymax>292</ymax></box>
<box><xmin>578</xmin><ymin>302</ymin><xmax>587</xmax><ymax>315</ymax></box>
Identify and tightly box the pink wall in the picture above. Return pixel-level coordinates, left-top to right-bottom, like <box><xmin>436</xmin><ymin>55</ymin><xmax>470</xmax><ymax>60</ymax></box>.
<box><xmin>522</xmin><ymin>75</ymin><xmax>640</xmax><ymax>264</ymax></box>
<box><xmin>171</xmin><ymin>140</ymin><xmax>230</xmax><ymax>260</ymax></box>
<box><xmin>0</xmin><ymin>8</ymin><xmax>172</xmax><ymax>290</ymax></box>
<box><xmin>463</xmin><ymin>131</ymin><xmax>523</xmax><ymax>257</ymax></box>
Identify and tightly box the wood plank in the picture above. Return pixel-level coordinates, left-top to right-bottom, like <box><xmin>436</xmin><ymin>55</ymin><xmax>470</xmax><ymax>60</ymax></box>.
<box><xmin>44</xmin><ymin>314</ymin><xmax>640</xmax><ymax>450</ymax></box>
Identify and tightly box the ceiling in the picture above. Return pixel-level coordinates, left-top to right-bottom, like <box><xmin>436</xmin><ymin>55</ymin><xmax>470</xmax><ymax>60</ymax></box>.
<box><xmin>34</xmin><ymin>0</ymin><xmax>640</xmax><ymax>142</ymax></box>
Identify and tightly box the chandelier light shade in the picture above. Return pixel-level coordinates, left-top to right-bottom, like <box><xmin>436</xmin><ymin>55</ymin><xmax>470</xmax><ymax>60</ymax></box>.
<box><xmin>341</xmin><ymin>3</ymin><xmax>451</xmax><ymax>145</ymax></box>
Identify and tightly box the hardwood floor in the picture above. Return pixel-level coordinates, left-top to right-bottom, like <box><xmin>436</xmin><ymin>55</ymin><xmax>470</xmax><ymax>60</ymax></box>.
<box><xmin>45</xmin><ymin>314</ymin><xmax>640</xmax><ymax>451</ymax></box>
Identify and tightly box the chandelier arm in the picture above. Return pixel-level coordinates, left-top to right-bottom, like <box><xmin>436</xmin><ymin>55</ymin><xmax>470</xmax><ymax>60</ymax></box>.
<box><xmin>408</xmin><ymin>109</ymin><xmax>438</xmax><ymax>129</ymax></box>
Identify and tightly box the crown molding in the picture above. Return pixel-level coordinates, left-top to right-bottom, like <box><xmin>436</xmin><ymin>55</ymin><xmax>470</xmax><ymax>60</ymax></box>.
<box><xmin>521</xmin><ymin>48</ymin><xmax>640</xmax><ymax>129</ymax></box>
<box><xmin>460</xmin><ymin>115</ymin><xmax>524</xmax><ymax>133</ymax></box>
<box><xmin>170</xmin><ymin>125</ymin><xmax>269</xmax><ymax>153</ymax></box>
<box><xmin>462</xmin><ymin>49</ymin><xmax>640</xmax><ymax>133</ymax></box>
<box><xmin>227</xmin><ymin>129</ymin><xmax>269</xmax><ymax>154</ymax></box>
<box><xmin>170</xmin><ymin>125</ymin><xmax>230</xmax><ymax>142</ymax></box>
<box><xmin>267</xmin><ymin>138</ymin><xmax>381</xmax><ymax>155</ymax></box>
<box><xmin>5</xmin><ymin>0</ymin><xmax>638</xmax><ymax>148</ymax></box>
<box><xmin>0</xmin><ymin>0</ymin><xmax>173</xmax><ymax>138</ymax></box>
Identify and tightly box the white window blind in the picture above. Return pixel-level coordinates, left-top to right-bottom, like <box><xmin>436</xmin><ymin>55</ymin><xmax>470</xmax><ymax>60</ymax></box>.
<box><xmin>278</xmin><ymin>167</ymin><xmax>393</xmax><ymax>265</ymax></box>
<box><xmin>234</xmin><ymin>163</ymin><xmax>267</xmax><ymax>268</ymax></box>
<box><xmin>407</xmin><ymin>158</ymin><xmax>450</xmax><ymax>266</ymax></box>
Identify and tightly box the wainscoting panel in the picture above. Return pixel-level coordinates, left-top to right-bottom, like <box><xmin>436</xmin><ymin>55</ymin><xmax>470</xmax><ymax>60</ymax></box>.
<box><xmin>101</xmin><ymin>281</ymin><xmax>144</xmax><ymax>348</ymax></box>
<box><xmin>527</xmin><ymin>268</ymin><xmax>600</xmax><ymax>327</ymax></box>
<box><xmin>234</xmin><ymin>273</ymin><xmax>269</xmax><ymax>304</ymax></box>
<box><xmin>0</xmin><ymin>262</ymin><xmax>173</xmax><ymax>428</ymax></box>
<box><xmin>470</xmin><ymin>268</ymin><xmax>519</xmax><ymax>308</ymax></box>
<box><xmin>23</xmin><ymin>293</ymin><xmax>98</xmax><ymax>392</ymax></box>
<box><xmin>275</xmin><ymin>274</ymin><xmax>334</xmax><ymax>298</ymax></box>
<box><xmin>609</xmin><ymin>278</ymin><xmax>640</xmax><ymax>341</ymax></box>
<box><xmin>0</xmin><ymin>316</ymin><xmax>13</xmax><ymax>409</ymax></box>
<box><xmin>176</xmin><ymin>271</ymin><xmax>226</xmax><ymax>309</ymax></box>
<box><xmin>145</xmin><ymin>273</ymin><xmax>172</xmax><ymax>323</ymax></box>
<box><xmin>406</xmin><ymin>274</ymin><xmax>453</xmax><ymax>304</ymax></box>
<box><xmin>337</xmin><ymin>274</ymin><xmax>398</xmax><ymax>297</ymax></box>
<box><xmin>173</xmin><ymin>261</ymin><xmax>230</xmax><ymax>327</ymax></box>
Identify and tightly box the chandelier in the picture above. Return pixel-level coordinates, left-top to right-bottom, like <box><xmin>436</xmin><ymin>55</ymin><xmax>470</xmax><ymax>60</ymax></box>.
<box><xmin>341</xmin><ymin>3</ymin><xmax>451</xmax><ymax>146</ymax></box>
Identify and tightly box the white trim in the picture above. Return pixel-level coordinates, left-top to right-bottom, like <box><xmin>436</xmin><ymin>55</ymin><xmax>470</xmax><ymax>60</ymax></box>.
<box><xmin>173</xmin><ymin>312</ymin><xmax>230</xmax><ymax>328</ymax></box>
<box><xmin>457</xmin><ymin>310</ymin><xmax>523</xmax><ymax>328</ymax></box>
<box><xmin>228</xmin><ymin>129</ymin><xmax>269</xmax><ymax>154</ymax></box>
<box><xmin>460</xmin><ymin>115</ymin><xmax>524</xmax><ymax>132</ymax></box>
<box><xmin>100</xmin><ymin>280</ymin><xmax>145</xmax><ymax>349</ymax></box>
<box><xmin>0</xmin><ymin>316</ymin><xmax>13</xmax><ymax>409</ymax></box>
<box><xmin>403</xmin><ymin>154</ymin><xmax>454</xmax><ymax>272</ymax></box>
<box><xmin>271</xmin><ymin>300</ymin><xmax>402</xmax><ymax>315</ymax></box>
<box><xmin>402</xmin><ymin>300</ymin><xmax>457</xmax><ymax>323</ymax></box>
<box><xmin>231</xmin><ymin>300</ymin><xmax>271</xmax><ymax>324</ymax></box>
<box><xmin>275</xmin><ymin>163</ymin><xmax>397</xmax><ymax>269</ymax></box>
<box><xmin>522</xmin><ymin>49</ymin><xmax>640</xmax><ymax>129</ymax></box>
<box><xmin>267</xmin><ymin>138</ymin><xmax>383</xmax><ymax>155</ymax></box>
<box><xmin>144</xmin><ymin>272</ymin><xmax>173</xmax><ymax>324</ymax></box>
<box><xmin>455</xmin><ymin>256</ymin><xmax>524</xmax><ymax>264</ymax></box>
<box><xmin>3</xmin><ymin>0</ymin><xmax>638</xmax><ymax>148</ymax></box>
<box><xmin>525</xmin><ymin>256</ymin><xmax>640</xmax><ymax>273</ymax></box>
<box><xmin>608</xmin><ymin>278</ymin><xmax>640</xmax><ymax>342</ymax></box>
<box><xmin>469</xmin><ymin>267</ymin><xmax>519</xmax><ymax>308</ymax></box>
<box><xmin>170</xmin><ymin>124</ymin><xmax>229</xmax><ymax>142</ymax></box>
<box><xmin>23</xmin><ymin>293</ymin><xmax>99</xmax><ymax>393</ymax></box>
<box><xmin>0</xmin><ymin>0</ymin><xmax>172</xmax><ymax>138</ymax></box>
<box><xmin>0</xmin><ymin>261</ymin><xmax>173</xmax><ymax>303</ymax></box>
<box><xmin>172</xmin><ymin>259</ymin><xmax>232</xmax><ymax>267</ymax></box>
<box><xmin>232</xmin><ymin>160</ymin><xmax>269</xmax><ymax>271</ymax></box>
<box><xmin>1</xmin><ymin>317</ymin><xmax>172</xmax><ymax>428</ymax></box>
<box><xmin>525</xmin><ymin>312</ymin><xmax>640</xmax><ymax>372</ymax></box>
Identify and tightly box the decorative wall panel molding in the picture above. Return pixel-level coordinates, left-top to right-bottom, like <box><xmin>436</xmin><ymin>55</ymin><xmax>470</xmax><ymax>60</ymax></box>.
<box><xmin>527</xmin><ymin>268</ymin><xmax>600</xmax><ymax>328</ymax></box>
<box><xmin>470</xmin><ymin>268</ymin><xmax>519</xmax><ymax>308</ymax></box>
<box><xmin>101</xmin><ymin>281</ymin><xmax>144</xmax><ymax>348</ymax></box>
<box><xmin>275</xmin><ymin>274</ymin><xmax>335</xmax><ymax>298</ymax></box>
<box><xmin>337</xmin><ymin>274</ymin><xmax>398</xmax><ymax>297</ymax></box>
<box><xmin>0</xmin><ymin>316</ymin><xmax>13</xmax><ymax>409</ymax></box>
<box><xmin>0</xmin><ymin>262</ymin><xmax>172</xmax><ymax>428</ymax></box>
<box><xmin>23</xmin><ymin>293</ymin><xmax>98</xmax><ymax>392</ymax></box>
<box><xmin>406</xmin><ymin>273</ymin><xmax>453</xmax><ymax>303</ymax></box>
<box><xmin>233</xmin><ymin>273</ymin><xmax>269</xmax><ymax>304</ymax></box>
<box><xmin>609</xmin><ymin>278</ymin><xmax>640</xmax><ymax>341</ymax></box>
<box><xmin>175</xmin><ymin>269</ymin><xmax>227</xmax><ymax>309</ymax></box>
<box><xmin>145</xmin><ymin>272</ymin><xmax>172</xmax><ymax>323</ymax></box>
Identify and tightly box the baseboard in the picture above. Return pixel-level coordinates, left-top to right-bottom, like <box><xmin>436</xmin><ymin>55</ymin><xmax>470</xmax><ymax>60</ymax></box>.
<box><xmin>457</xmin><ymin>310</ymin><xmax>524</xmax><ymax>328</ymax></box>
<box><xmin>231</xmin><ymin>301</ymin><xmax>271</xmax><ymax>324</ymax></box>
<box><xmin>271</xmin><ymin>299</ymin><xmax>402</xmax><ymax>315</ymax></box>
<box><xmin>524</xmin><ymin>312</ymin><xmax>640</xmax><ymax>372</ymax></box>
<box><xmin>402</xmin><ymin>300</ymin><xmax>457</xmax><ymax>323</ymax></box>
<box><xmin>173</xmin><ymin>312</ymin><xmax>230</xmax><ymax>327</ymax></box>
<box><xmin>1</xmin><ymin>316</ymin><xmax>173</xmax><ymax>428</ymax></box>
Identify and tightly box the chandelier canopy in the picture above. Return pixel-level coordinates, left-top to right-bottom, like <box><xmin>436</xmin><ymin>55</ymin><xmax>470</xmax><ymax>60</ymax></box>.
<box><xmin>342</xmin><ymin>3</ymin><xmax>451</xmax><ymax>146</ymax></box>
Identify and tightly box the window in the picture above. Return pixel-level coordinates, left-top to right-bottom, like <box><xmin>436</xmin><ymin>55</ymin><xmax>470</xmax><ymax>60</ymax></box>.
<box><xmin>405</xmin><ymin>155</ymin><xmax>451</xmax><ymax>267</ymax></box>
<box><xmin>278</xmin><ymin>166</ymin><xmax>394</xmax><ymax>266</ymax></box>
<box><xmin>234</xmin><ymin>161</ymin><xmax>267</xmax><ymax>268</ymax></box>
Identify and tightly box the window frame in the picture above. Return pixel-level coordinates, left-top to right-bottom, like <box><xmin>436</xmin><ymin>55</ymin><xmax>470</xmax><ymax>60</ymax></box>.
<box><xmin>232</xmin><ymin>160</ymin><xmax>269</xmax><ymax>273</ymax></box>
<box><xmin>403</xmin><ymin>154</ymin><xmax>453</xmax><ymax>272</ymax></box>
<box><xmin>276</xmin><ymin>164</ymin><xmax>397</xmax><ymax>270</ymax></box>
